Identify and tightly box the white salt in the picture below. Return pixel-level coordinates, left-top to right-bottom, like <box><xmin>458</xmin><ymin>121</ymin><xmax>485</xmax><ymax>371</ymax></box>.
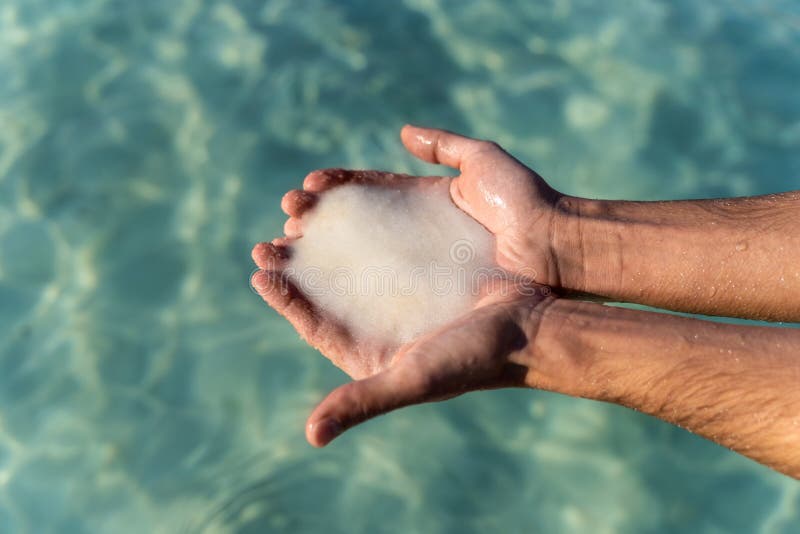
<box><xmin>286</xmin><ymin>181</ymin><xmax>496</xmax><ymax>348</ymax></box>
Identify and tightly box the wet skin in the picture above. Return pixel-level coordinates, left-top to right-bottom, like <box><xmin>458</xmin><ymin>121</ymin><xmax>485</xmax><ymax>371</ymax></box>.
<box><xmin>252</xmin><ymin>126</ymin><xmax>800</xmax><ymax>478</ymax></box>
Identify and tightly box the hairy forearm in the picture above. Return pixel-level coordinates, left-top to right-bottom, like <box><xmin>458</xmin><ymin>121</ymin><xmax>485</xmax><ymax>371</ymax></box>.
<box><xmin>551</xmin><ymin>192</ymin><xmax>800</xmax><ymax>322</ymax></box>
<box><xmin>522</xmin><ymin>299</ymin><xmax>800</xmax><ymax>478</ymax></box>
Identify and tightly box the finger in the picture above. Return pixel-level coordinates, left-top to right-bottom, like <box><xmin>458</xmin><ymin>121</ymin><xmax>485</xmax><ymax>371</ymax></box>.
<box><xmin>251</xmin><ymin>241</ymin><xmax>291</xmax><ymax>271</ymax></box>
<box><xmin>305</xmin><ymin>365</ymin><xmax>428</xmax><ymax>447</ymax></box>
<box><xmin>251</xmin><ymin>269</ymin><xmax>358</xmax><ymax>370</ymax></box>
<box><xmin>271</xmin><ymin>236</ymin><xmax>293</xmax><ymax>248</ymax></box>
<box><xmin>281</xmin><ymin>190</ymin><xmax>317</xmax><ymax>217</ymax></box>
<box><xmin>303</xmin><ymin>168</ymin><xmax>418</xmax><ymax>192</ymax></box>
<box><xmin>302</xmin><ymin>169</ymin><xmax>350</xmax><ymax>192</ymax></box>
<box><xmin>400</xmin><ymin>124</ymin><xmax>498</xmax><ymax>171</ymax></box>
<box><xmin>283</xmin><ymin>218</ymin><xmax>302</xmax><ymax>238</ymax></box>
<box><xmin>251</xmin><ymin>270</ymin><xmax>315</xmax><ymax>327</ymax></box>
<box><xmin>250</xmin><ymin>269</ymin><xmax>330</xmax><ymax>351</ymax></box>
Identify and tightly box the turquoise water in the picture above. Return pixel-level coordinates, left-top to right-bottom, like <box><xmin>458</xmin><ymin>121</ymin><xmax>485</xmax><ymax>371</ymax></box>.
<box><xmin>1</xmin><ymin>0</ymin><xmax>799</xmax><ymax>532</ymax></box>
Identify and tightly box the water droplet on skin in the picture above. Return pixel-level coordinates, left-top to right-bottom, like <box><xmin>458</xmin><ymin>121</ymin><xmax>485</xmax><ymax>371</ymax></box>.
<box><xmin>735</xmin><ymin>241</ymin><xmax>748</xmax><ymax>252</ymax></box>
<box><xmin>708</xmin><ymin>286</ymin><xmax>717</xmax><ymax>297</ymax></box>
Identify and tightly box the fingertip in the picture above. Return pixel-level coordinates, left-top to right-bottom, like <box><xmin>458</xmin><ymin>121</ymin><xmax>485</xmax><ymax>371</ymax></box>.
<box><xmin>250</xmin><ymin>269</ymin><xmax>273</xmax><ymax>293</ymax></box>
<box><xmin>251</xmin><ymin>242</ymin><xmax>270</xmax><ymax>267</ymax></box>
<box><xmin>400</xmin><ymin>123</ymin><xmax>423</xmax><ymax>141</ymax></box>
<box><xmin>303</xmin><ymin>169</ymin><xmax>347</xmax><ymax>192</ymax></box>
<box><xmin>302</xmin><ymin>170</ymin><xmax>327</xmax><ymax>191</ymax></box>
<box><xmin>280</xmin><ymin>190</ymin><xmax>293</xmax><ymax>214</ymax></box>
<box><xmin>283</xmin><ymin>218</ymin><xmax>302</xmax><ymax>238</ymax></box>
<box><xmin>400</xmin><ymin>124</ymin><xmax>431</xmax><ymax>154</ymax></box>
<box><xmin>306</xmin><ymin>418</ymin><xmax>342</xmax><ymax>448</ymax></box>
<box><xmin>304</xmin><ymin>367</ymin><xmax>426</xmax><ymax>447</ymax></box>
<box><xmin>282</xmin><ymin>189</ymin><xmax>317</xmax><ymax>217</ymax></box>
<box><xmin>271</xmin><ymin>236</ymin><xmax>293</xmax><ymax>248</ymax></box>
<box><xmin>250</xmin><ymin>268</ymin><xmax>291</xmax><ymax>302</ymax></box>
<box><xmin>251</xmin><ymin>241</ymin><xmax>290</xmax><ymax>270</ymax></box>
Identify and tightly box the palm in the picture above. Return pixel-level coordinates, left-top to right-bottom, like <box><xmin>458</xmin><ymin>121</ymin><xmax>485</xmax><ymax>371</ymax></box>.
<box><xmin>393</xmin><ymin>292</ymin><xmax>546</xmax><ymax>399</ymax></box>
<box><xmin>251</xmin><ymin>126</ymin><xmax>561</xmax><ymax>446</ymax></box>
<box><xmin>251</xmin><ymin>170</ymin><xmax>454</xmax><ymax>381</ymax></box>
<box><xmin>252</xmin><ymin>232</ymin><xmax>547</xmax><ymax>445</ymax></box>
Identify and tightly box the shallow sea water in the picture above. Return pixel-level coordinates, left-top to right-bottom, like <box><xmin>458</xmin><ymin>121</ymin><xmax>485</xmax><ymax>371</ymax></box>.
<box><xmin>0</xmin><ymin>0</ymin><xmax>799</xmax><ymax>532</ymax></box>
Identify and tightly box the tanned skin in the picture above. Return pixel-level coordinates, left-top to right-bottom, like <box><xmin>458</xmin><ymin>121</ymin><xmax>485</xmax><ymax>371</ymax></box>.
<box><xmin>251</xmin><ymin>126</ymin><xmax>800</xmax><ymax>479</ymax></box>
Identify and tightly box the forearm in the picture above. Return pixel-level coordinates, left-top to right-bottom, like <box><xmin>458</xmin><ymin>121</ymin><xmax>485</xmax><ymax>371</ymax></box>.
<box><xmin>522</xmin><ymin>299</ymin><xmax>800</xmax><ymax>478</ymax></box>
<box><xmin>551</xmin><ymin>192</ymin><xmax>800</xmax><ymax>321</ymax></box>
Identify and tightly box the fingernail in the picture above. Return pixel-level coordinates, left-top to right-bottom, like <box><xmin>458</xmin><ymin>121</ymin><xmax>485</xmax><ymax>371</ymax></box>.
<box><xmin>314</xmin><ymin>418</ymin><xmax>342</xmax><ymax>445</ymax></box>
<box><xmin>404</xmin><ymin>123</ymin><xmax>428</xmax><ymax>134</ymax></box>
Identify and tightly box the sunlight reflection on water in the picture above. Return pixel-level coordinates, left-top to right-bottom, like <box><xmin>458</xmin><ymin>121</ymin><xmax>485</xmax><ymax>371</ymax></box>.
<box><xmin>0</xmin><ymin>0</ymin><xmax>798</xmax><ymax>532</ymax></box>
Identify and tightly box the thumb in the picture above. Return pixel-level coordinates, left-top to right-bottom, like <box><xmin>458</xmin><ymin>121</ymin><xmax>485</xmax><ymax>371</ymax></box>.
<box><xmin>305</xmin><ymin>365</ymin><xmax>429</xmax><ymax>447</ymax></box>
<box><xmin>400</xmin><ymin>124</ymin><xmax>493</xmax><ymax>171</ymax></box>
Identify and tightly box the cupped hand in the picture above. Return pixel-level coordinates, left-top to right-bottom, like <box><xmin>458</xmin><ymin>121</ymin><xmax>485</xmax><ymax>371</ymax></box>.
<box><xmin>278</xmin><ymin>126</ymin><xmax>566</xmax><ymax>285</ymax></box>
<box><xmin>252</xmin><ymin>258</ymin><xmax>551</xmax><ymax>446</ymax></box>
<box><xmin>399</xmin><ymin>125</ymin><xmax>565</xmax><ymax>287</ymax></box>
<box><xmin>251</xmin><ymin>163</ymin><xmax>557</xmax><ymax>446</ymax></box>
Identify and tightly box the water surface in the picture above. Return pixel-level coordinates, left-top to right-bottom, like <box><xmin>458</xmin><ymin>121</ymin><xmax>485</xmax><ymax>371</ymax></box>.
<box><xmin>0</xmin><ymin>0</ymin><xmax>799</xmax><ymax>532</ymax></box>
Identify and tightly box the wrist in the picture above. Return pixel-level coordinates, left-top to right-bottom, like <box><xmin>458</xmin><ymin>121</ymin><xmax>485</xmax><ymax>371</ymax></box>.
<box><xmin>521</xmin><ymin>299</ymin><xmax>651</xmax><ymax>404</ymax></box>
<box><xmin>516</xmin><ymin>298</ymin><xmax>599</xmax><ymax>397</ymax></box>
<box><xmin>549</xmin><ymin>197</ymin><xmax>629</xmax><ymax>299</ymax></box>
<box><xmin>548</xmin><ymin>196</ymin><xmax>592</xmax><ymax>294</ymax></box>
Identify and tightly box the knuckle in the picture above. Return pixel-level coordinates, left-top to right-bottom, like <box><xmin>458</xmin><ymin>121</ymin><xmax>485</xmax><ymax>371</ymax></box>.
<box><xmin>398</xmin><ymin>360</ymin><xmax>436</xmax><ymax>398</ymax></box>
